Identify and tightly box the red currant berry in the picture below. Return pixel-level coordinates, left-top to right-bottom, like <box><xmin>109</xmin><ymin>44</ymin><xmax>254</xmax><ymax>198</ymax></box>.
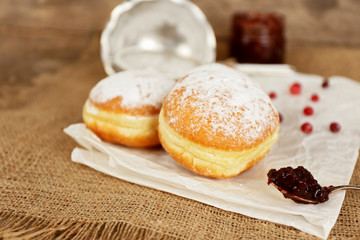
<box><xmin>322</xmin><ymin>78</ymin><xmax>329</xmax><ymax>88</ymax></box>
<box><xmin>290</xmin><ymin>82</ymin><xmax>301</xmax><ymax>95</ymax></box>
<box><xmin>279</xmin><ymin>113</ymin><xmax>283</xmax><ymax>123</ymax></box>
<box><xmin>269</xmin><ymin>92</ymin><xmax>277</xmax><ymax>99</ymax></box>
<box><xmin>329</xmin><ymin>122</ymin><xmax>341</xmax><ymax>133</ymax></box>
<box><xmin>303</xmin><ymin>106</ymin><xmax>314</xmax><ymax>116</ymax></box>
<box><xmin>301</xmin><ymin>122</ymin><xmax>313</xmax><ymax>134</ymax></box>
<box><xmin>311</xmin><ymin>94</ymin><xmax>319</xmax><ymax>102</ymax></box>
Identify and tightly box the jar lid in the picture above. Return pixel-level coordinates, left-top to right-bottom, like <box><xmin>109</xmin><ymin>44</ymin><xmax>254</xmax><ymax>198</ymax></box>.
<box><xmin>101</xmin><ymin>0</ymin><xmax>216</xmax><ymax>79</ymax></box>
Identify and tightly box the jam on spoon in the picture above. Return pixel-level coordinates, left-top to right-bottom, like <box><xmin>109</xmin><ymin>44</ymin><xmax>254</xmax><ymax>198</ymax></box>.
<box><xmin>267</xmin><ymin>166</ymin><xmax>330</xmax><ymax>204</ymax></box>
<box><xmin>268</xmin><ymin>166</ymin><xmax>360</xmax><ymax>204</ymax></box>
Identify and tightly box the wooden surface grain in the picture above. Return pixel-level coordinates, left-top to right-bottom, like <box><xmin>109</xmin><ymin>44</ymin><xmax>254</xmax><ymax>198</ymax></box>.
<box><xmin>1</xmin><ymin>0</ymin><xmax>359</xmax><ymax>105</ymax></box>
<box><xmin>1</xmin><ymin>0</ymin><xmax>359</xmax><ymax>45</ymax></box>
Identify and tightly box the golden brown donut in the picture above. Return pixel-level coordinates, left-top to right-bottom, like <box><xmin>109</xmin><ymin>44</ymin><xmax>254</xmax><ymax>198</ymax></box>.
<box><xmin>158</xmin><ymin>63</ymin><xmax>279</xmax><ymax>178</ymax></box>
<box><xmin>83</xmin><ymin>68</ymin><xmax>175</xmax><ymax>147</ymax></box>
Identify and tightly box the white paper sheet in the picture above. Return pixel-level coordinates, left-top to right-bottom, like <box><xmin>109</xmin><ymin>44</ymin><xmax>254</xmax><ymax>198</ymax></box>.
<box><xmin>64</xmin><ymin>66</ymin><xmax>360</xmax><ymax>239</ymax></box>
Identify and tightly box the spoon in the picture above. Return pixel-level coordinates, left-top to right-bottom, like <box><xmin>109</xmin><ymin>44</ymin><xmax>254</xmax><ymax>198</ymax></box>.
<box><xmin>269</xmin><ymin>180</ymin><xmax>360</xmax><ymax>204</ymax></box>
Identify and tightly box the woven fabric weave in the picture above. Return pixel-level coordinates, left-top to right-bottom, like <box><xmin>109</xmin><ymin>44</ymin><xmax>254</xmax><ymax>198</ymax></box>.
<box><xmin>1</xmin><ymin>48</ymin><xmax>359</xmax><ymax>240</ymax></box>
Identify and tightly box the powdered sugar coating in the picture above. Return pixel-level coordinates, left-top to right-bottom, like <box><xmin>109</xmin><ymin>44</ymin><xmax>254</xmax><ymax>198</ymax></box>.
<box><xmin>89</xmin><ymin>68</ymin><xmax>175</xmax><ymax>109</ymax></box>
<box><xmin>162</xmin><ymin>63</ymin><xmax>279</xmax><ymax>150</ymax></box>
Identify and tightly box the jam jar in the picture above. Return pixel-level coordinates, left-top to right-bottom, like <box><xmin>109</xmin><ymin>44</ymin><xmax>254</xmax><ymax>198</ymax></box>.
<box><xmin>230</xmin><ymin>12</ymin><xmax>285</xmax><ymax>63</ymax></box>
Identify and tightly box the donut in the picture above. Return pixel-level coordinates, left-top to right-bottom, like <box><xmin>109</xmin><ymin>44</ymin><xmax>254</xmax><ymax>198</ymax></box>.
<box><xmin>158</xmin><ymin>63</ymin><xmax>279</xmax><ymax>178</ymax></box>
<box><xmin>83</xmin><ymin>68</ymin><xmax>175</xmax><ymax>147</ymax></box>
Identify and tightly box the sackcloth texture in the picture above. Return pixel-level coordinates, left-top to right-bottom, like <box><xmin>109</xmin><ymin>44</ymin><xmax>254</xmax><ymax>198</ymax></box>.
<box><xmin>1</xmin><ymin>43</ymin><xmax>360</xmax><ymax>240</ymax></box>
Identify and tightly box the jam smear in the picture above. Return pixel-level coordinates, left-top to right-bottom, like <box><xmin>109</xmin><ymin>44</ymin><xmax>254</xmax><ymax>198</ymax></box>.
<box><xmin>267</xmin><ymin>166</ymin><xmax>331</xmax><ymax>204</ymax></box>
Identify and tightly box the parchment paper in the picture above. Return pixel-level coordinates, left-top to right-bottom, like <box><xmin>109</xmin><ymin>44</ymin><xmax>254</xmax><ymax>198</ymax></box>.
<box><xmin>64</xmin><ymin>66</ymin><xmax>360</xmax><ymax>239</ymax></box>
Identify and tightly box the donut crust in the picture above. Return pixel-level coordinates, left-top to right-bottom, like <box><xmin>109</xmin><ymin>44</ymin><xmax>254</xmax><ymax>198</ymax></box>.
<box><xmin>83</xmin><ymin>100</ymin><xmax>160</xmax><ymax>147</ymax></box>
<box><xmin>158</xmin><ymin>109</ymin><xmax>279</xmax><ymax>178</ymax></box>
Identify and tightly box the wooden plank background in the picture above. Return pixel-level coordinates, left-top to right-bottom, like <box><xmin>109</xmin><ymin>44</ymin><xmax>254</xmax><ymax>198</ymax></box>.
<box><xmin>1</xmin><ymin>0</ymin><xmax>359</xmax><ymax>85</ymax></box>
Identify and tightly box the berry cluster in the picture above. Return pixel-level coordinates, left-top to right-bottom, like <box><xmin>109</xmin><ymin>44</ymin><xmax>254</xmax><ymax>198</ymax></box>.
<box><xmin>269</xmin><ymin>78</ymin><xmax>341</xmax><ymax>134</ymax></box>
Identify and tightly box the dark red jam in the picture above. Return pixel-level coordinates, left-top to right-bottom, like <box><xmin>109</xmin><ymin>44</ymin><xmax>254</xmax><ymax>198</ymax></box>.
<box><xmin>267</xmin><ymin>166</ymin><xmax>330</xmax><ymax>204</ymax></box>
<box><xmin>231</xmin><ymin>12</ymin><xmax>285</xmax><ymax>63</ymax></box>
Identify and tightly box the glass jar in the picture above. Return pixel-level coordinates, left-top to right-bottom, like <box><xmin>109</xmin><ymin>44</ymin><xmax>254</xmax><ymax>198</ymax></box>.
<box><xmin>230</xmin><ymin>12</ymin><xmax>285</xmax><ymax>63</ymax></box>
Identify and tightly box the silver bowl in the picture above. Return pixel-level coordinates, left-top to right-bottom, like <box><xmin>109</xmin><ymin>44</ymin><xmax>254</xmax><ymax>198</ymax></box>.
<box><xmin>101</xmin><ymin>0</ymin><xmax>216</xmax><ymax>79</ymax></box>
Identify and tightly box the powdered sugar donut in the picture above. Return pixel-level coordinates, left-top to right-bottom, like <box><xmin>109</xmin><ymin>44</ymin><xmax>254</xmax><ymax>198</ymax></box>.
<box><xmin>158</xmin><ymin>63</ymin><xmax>279</xmax><ymax>178</ymax></box>
<box><xmin>83</xmin><ymin>68</ymin><xmax>175</xmax><ymax>147</ymax></box>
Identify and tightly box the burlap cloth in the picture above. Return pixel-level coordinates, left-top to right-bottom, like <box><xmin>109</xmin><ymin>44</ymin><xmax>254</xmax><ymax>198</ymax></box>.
<box><xmin>1</xmin><ymin>43</ymin><xmax>359</xmax><ymax>239</ymax></box>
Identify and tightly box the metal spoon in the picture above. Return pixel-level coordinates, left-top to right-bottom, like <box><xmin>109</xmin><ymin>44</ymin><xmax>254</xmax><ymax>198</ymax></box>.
<box><xmin>269</xmin><ymin>180</ymin><xmax>360</xmax><ymax>204</ymax></box>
